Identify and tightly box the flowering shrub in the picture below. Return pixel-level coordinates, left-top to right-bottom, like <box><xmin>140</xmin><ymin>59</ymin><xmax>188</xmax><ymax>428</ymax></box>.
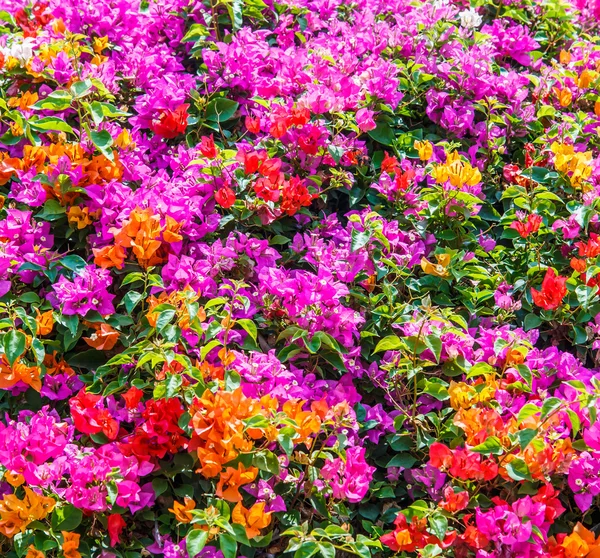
<box><xmin>3</xmin><ymin>0</ymin><xmax>600</xmax><ymax>557</ymax></box>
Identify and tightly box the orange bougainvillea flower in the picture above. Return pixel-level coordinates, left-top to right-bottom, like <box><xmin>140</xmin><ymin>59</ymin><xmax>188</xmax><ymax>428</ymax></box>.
<box><xmin>169</xmin><ymin>497</ymin><xmax>196</xmax><ymax>523</ymax></box>
<box><xmin>216</xmin><ymin>463</ymin><xmax>258</xmax><ymax>502</ymax></box>
<box><xmin>560</xmin><ymin>49</ymin><xmax>571</xmax><ymax>65</ymax></box>
<box><xmin>421</xmin><ymin>253</ymin><xmax>451</xmax><ymax>278</ymax></box>
<box><xmin>282</xmin><ymin>399</ymin><xmax>323</xmax><ymax>446</ymax></box>
<box><xmin>561</xmin><ymin>523</ymin><xmax>600</xmax><ymax>558</ymax></box>
<box><xmin>35</xmin><ymin>309</ymin><xmax>54</xmax><ymax>336</ymax></box>
<box><xmin>571</xmin><ymin>258</ymin><xmax>587</xmax><ymax>273</ymax></box>
<box><xmin>0</xmin><ymin>487</ymin><xmax>55</xmax><ymax>538</ymax></box>
<box><xmin>62</xmin><ymin>531</ymin><xmax>82</xmax><ymax>558</ymax></box>
<box><xmin>189</xmin><ymin>387</ymin><xmax>279</xmax><ymax>478</ymax></box>
<box><xmin>43</xmin><ymin>352</ymin><xmax>75</xmax><ymax>376</ymax></box>
<box><xmin>553</xmin><ymin>87</ymin><xmax>572</xmax><ymax>108</ymax></box>
<box><xmin>83</xmin><ymin>323</ymin><xmax>120</xmax><ymax>351</ymax></box>
<box><xmin>7</xmin><ymin>91</ymin><xmax>38</xmax><ymax>110</ymax></box>
<box><xmin>3</xmin><ymin>471</ymin><xmax>24</xmax><ymax>487</ymax></box>
<box><xmin>231</xmin><ymin>501</ymin><xmax>272</xmax><ymax>539</ymax></box>
<box><xmin>67</xmin><ymin>206</ymin><xmax>94</xmax><ymax>229</ymax></box>
<box><xmin>0</xmin><ymin>356</ymin><xmax>42</xmax><ymax>392</ymax></box>
<box><xmin>25</xmin><ymin>547</ymin><xmax>45</xmax><ymax>558</ymax></box>
<box><xmin>93</xmin><ymin>243</ymin><xmax>127</xmax><ymax>269</ymax></box>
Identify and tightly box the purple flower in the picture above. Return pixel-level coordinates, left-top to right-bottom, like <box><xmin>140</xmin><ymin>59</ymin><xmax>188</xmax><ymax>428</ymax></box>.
<box><xmin>50</xmin><ymin>265</ymin><xmax>115</xmax><ymax>316</ymax></box>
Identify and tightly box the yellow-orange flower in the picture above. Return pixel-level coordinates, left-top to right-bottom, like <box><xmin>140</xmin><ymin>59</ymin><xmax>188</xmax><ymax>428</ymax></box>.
<box><xmin>169</xmin><ymin>497</ymin><xmax>196</xmax><ymax>523</ymax></box>
<box><xmin>25</xmin><ymin>546</ymin><xmax>45</xmax><ymax>558</ymax></box>
<box><xmin>0</xmin><ymin>356</ymin><xmax>42</xmax><ymax>392</ymax></box>
<box><xmin>35</xmin><ymin>309</ymin><xmax>54</xmax><ymax>336</ymax></box>
<box><xmin>3</xmin><ymin>471</ymin><xmax>24</xmax><ymax>488</ymax></box>
<box><xmin>62</xmin><ymin>531</ymin><xmax>82</xmax><ymax>558</ymax></box>
<box><xmin>414</xmin><ymin>140</ymin><xmax>433</xmax><ymax>161</ymax></box>
<box><xmin>0</xmin><ymin>487</ymin><xmax>55</xmax><ymax>538</ymax></box>
<box><xmin>421</xmin><ymin>253</ymin><xmax>451</xmax><ymax>278</ymax></box>
<box><xmin>231</xmin><ymin>502</ymin><xmax>272</xmax><ymax>539</ymax></box>
<box><xmin>559</xmin><ymin>49</ymin><xmax>571</xmax><ymax>65</ymax></box>
<box><xmin>216</xmin><ymin>463</ymin><xmax>258</xmax><ymax>502</ymax></box>
<box><xmin>553</xmin><ymin>87</ymin><xmax>572</xmax><ymax>107</ymax></box>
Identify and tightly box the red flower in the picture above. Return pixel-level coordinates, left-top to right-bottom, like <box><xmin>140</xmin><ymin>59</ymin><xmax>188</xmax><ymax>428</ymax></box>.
<box><xmin>150</xmin><ymin>104</ymin><xmax>189</xmax><ymax>139</ymax></box>
<box><xmin>429</xmin><ymin>442</ymin><xmax>452</xmax><ymax>468</ymax></box>
<box><xmin>245</xmin><ymin>116</ymin><xmax>261</xmax><ymax>133</ymax></box>
<box><xmin>69</xmin><ymin>390</ymin><xmax>119</xmax><ymax>439</ymax></box>
<box><xmin>280</xmin><ymin>176</ymin><xmax>314</xmax><ymax>216</ymax></box>
<box><xmin>297</xmin><ymin>128</ymin><xmax>322</xmax><ymax>156</ymax></box>
<box><xmin>259</xmin><ymin>157</ymin><xmax>282</xmax><ymax>182</ymax></box>
<box><xmin>236</xmin><ymin>149</ymin><xmax>267</xmax><ymax>174</ymax></box>
<box><xmin>395</xmin><ymin>169</ymin><xmax>416</xmax><ymax>192</ymax></box>
<box><xmin>215</xmin><ymin>186</ymin><xmax>236</xmax><ymax>209</ymax></box>
<box><xmin>531</xmin><ymin>268</ymin><xmax>567</xmax><ymax>311</ymax></box>
<box><xmin>254</xmin><ymin>177</ymin><xmax>280</xmax><ymax>202</ymax></box>
<box><xmin>289</xmin><ymin>106</ymin><xmax>310</xmax><ymax>126</ymax></box>
<box><xmin>107</xmin><ymin>514</ymin><xmax>126</xmax><ymax>547</ymax></box>
<box><xmin>381</xmin><ymin>514</ymin><xmax>456</xmax><ymax>553</ymax></box>
<box><xmin>510</xmin><ymin>213</ymin><xmax>542</xmax><ymax>238</ymax></box>
<box><xmin>122</xmin><ymin>386</ymin><xmax>144</xmax><ymax>409</ymax></box>
<box><xmin>381</xmin><ymin>152</ymin><xmax>400</xmax><ymax>175</ymax></box>
<box><xmin>199</xmin><ymin>135</ymin><xmax>217</xmax><ymax>158</ymax></box>
<box><xmin>575</xmin><ymin>233</ymin><xmax>600</xmax><ymax>258</ymax></box>
<box><xmin>440</xmin><ymin>486</ymin><xmax>469</xmax><ymax>512</ymax></box>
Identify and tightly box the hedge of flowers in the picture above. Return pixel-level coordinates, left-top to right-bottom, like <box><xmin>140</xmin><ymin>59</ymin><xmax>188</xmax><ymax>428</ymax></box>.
<box><xmin>4</xmin><ymin>0</ymin><xmax>600</xmax><ymax>556</ymax></box>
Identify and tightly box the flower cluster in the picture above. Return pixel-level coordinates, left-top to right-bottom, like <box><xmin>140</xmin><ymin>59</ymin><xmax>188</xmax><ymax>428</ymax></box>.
<box><xmin>1</xmin><ymin>0</ymin><xmax>600</xmax><ymax>557</ymax></box>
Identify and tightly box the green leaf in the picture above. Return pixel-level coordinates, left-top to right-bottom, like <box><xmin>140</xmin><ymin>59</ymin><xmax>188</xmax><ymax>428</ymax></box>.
<box><xmin>386</xmin><ymin>453</ymin><xmax>417</xmax><ymax>469</ymax></box>
<box><xmin>470</xmin><ymin>436</ymin><xmax>504</xmax><ymax>456</ymax></box>
<box><xmin>3</xmin><ymin>330</ymin><xmax>26</xmax><ymax>366</ymax></box>
<box><xmin>67</xmin><ymin>350</ymin><xmax>108</xmax><ymax>370</ymax></box>
<box><xmin>60</xmin><ymin>255</ymin><xmax>88</xmax><ymax>274</ymax></box>
<box><xmin>70</xmin><ymin>79</ymin><xmax>94</xmax><ymax>98</ymax></box>
<box><xmin>368</xmin><ymin>121</ymin><xmax>395</xmax><ymax>146</ymax></box>
<box><xmin>540</xmin><ymin>397</ymin><xmax>562</xmax><ymax>420</ymax></box>
<box><xmin>220</xmin><ymin>533</ymin><xmax>237</xmax><ymax>557</ymax></box>
<box><xmin>517</xmin><ymin>402</ymin><xmax>540</xmax><ymax>424</ymax></box>
<box><xmin>351</xmin><ymin>229</ymin><xmax>371</xmax><ymax>252</ymax></box>
<box><xmin>317</xmin><ymin>542</ymin><xmax>336</xmax><ymax>558</ymax></box>
<box><xmin>32</xmin><ymin>90</ymin><xmax>73</xmax><ymax>111</ymax></box>
<box><xmin>51</xmin><ymin>504</ymin><xmax>82</xmax><ymax>531</ymax></box>
<box><xmin>206</xmin><ymin>98</ymin><xmax>239</xmax><ymax>122</ymax></box>
<box><xmin>28</xmin><ymin>116</ymin><xmax>74</xmax><ymax>134</ymax></box>
<box><xmin>165</xmin><ymin>373</ymin><xmax>183</xmax><ymax>398</ymax></box>
<box><xmin>517</xmin><ymin>428</ymin><xmax>538</xmax><ymax>450</ymax></box>
<box><xmin>37</xmin><ymin>199</ymin><xmax>67</xmax><ymax>221</ymax></box>
<box><xmin>236</xmin><ymin>318</ymin><xmax>257</xmax><ymax>342</ymax></box>
<box><xmin>156</xmin><ymin>309</ymin><xmax>176</xmax><ymax>331</ymax></box>
<box><xmin>123</xmin><ymin>291</ymin><xmax>143</xmax><ymax>314</ymax></box>
<box><xmin>225</xmin><ymin>370</ymin><xmax>241</xmax><ymax>391</ymax></box>
<box><xmin>373</xmin><ymin>335</ymin><xmax>402</xmax><ymax>353</ymax></box>
<box><xmin>187</xmin><ymin>530</ymin><xmax>209</xmax><ymax>558</ymax></box>
<box><xmin>506</xmin><ymin>458</ymin><xmax>532</xmax><ymax>481</ymax></box>
<box><xmin>428</xmin><ymin>513</ymin><xmax>448</xmax><ymax>541</ymax></box>
<box><xmin>89</xmin><ymin>129</ymin><xmax>114</xmax><ymax>160</ymax></box>
<box><xmin>523</xmin><ymin>313</ymin><xmax>542</xmax><ymax>331</ymax></box>
<box><xmin>423</xmin><ymin>335</ymin><xmax>442</xmax><ymax>363</ymax></box>
<box><xmin>294</xmin><ymin>541</ymin><xmax>319</xmax><ymax>558</ymax></box>
<box><xmin>567</xmin><ymin>408</ymin><xmax>581</xmax><ymax>436</ymax></box>
<box><xmin>182</xmin><ymin>23</ymin><xmax>209</xmax><ymax>43</ymax></box>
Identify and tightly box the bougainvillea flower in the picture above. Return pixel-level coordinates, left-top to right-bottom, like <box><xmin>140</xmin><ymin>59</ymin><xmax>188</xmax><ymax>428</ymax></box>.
<box><xmin>231</xmin><ymin>501</ymin><xmax>272</xmax><ymax>539</ymax></box>
<box><xmin>510</xmin><ymin>213</ymin><xmax>542</xmax><ymax>238</ymax></box>
<box><xmin>150</xmin><ymin>104</ymin><xmax>189</xmax><ymax>139</ymax></box>
<box><xmin>531</xmin><ymin>268</ymin><xmax>568</xmax><ymax>310</ymax></box>
<box><xmin>421</xmin><ymin>253</ymin><xmax>451</xmax><ymax>278</ymax></box>
<box><xmin>107</xmin><ymin>514</ymin><xmax>127</xmax><ymax>547</ymax></box>
<box><xmin>169</xmin><ymin>497</ymin><xmax>196</xmax><ymax>523</ymax></box>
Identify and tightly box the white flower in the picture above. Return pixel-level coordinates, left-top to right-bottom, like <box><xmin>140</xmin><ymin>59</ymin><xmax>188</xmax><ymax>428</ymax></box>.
<box><xmin>3</xmin><ymin>38</ymin><xmax>35</xmax><ymax>65</ymax></box>
<box><xmin>459</xmin><ymin>8</ymin><xmax>483</xmax><ymax>29</ymax></box>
